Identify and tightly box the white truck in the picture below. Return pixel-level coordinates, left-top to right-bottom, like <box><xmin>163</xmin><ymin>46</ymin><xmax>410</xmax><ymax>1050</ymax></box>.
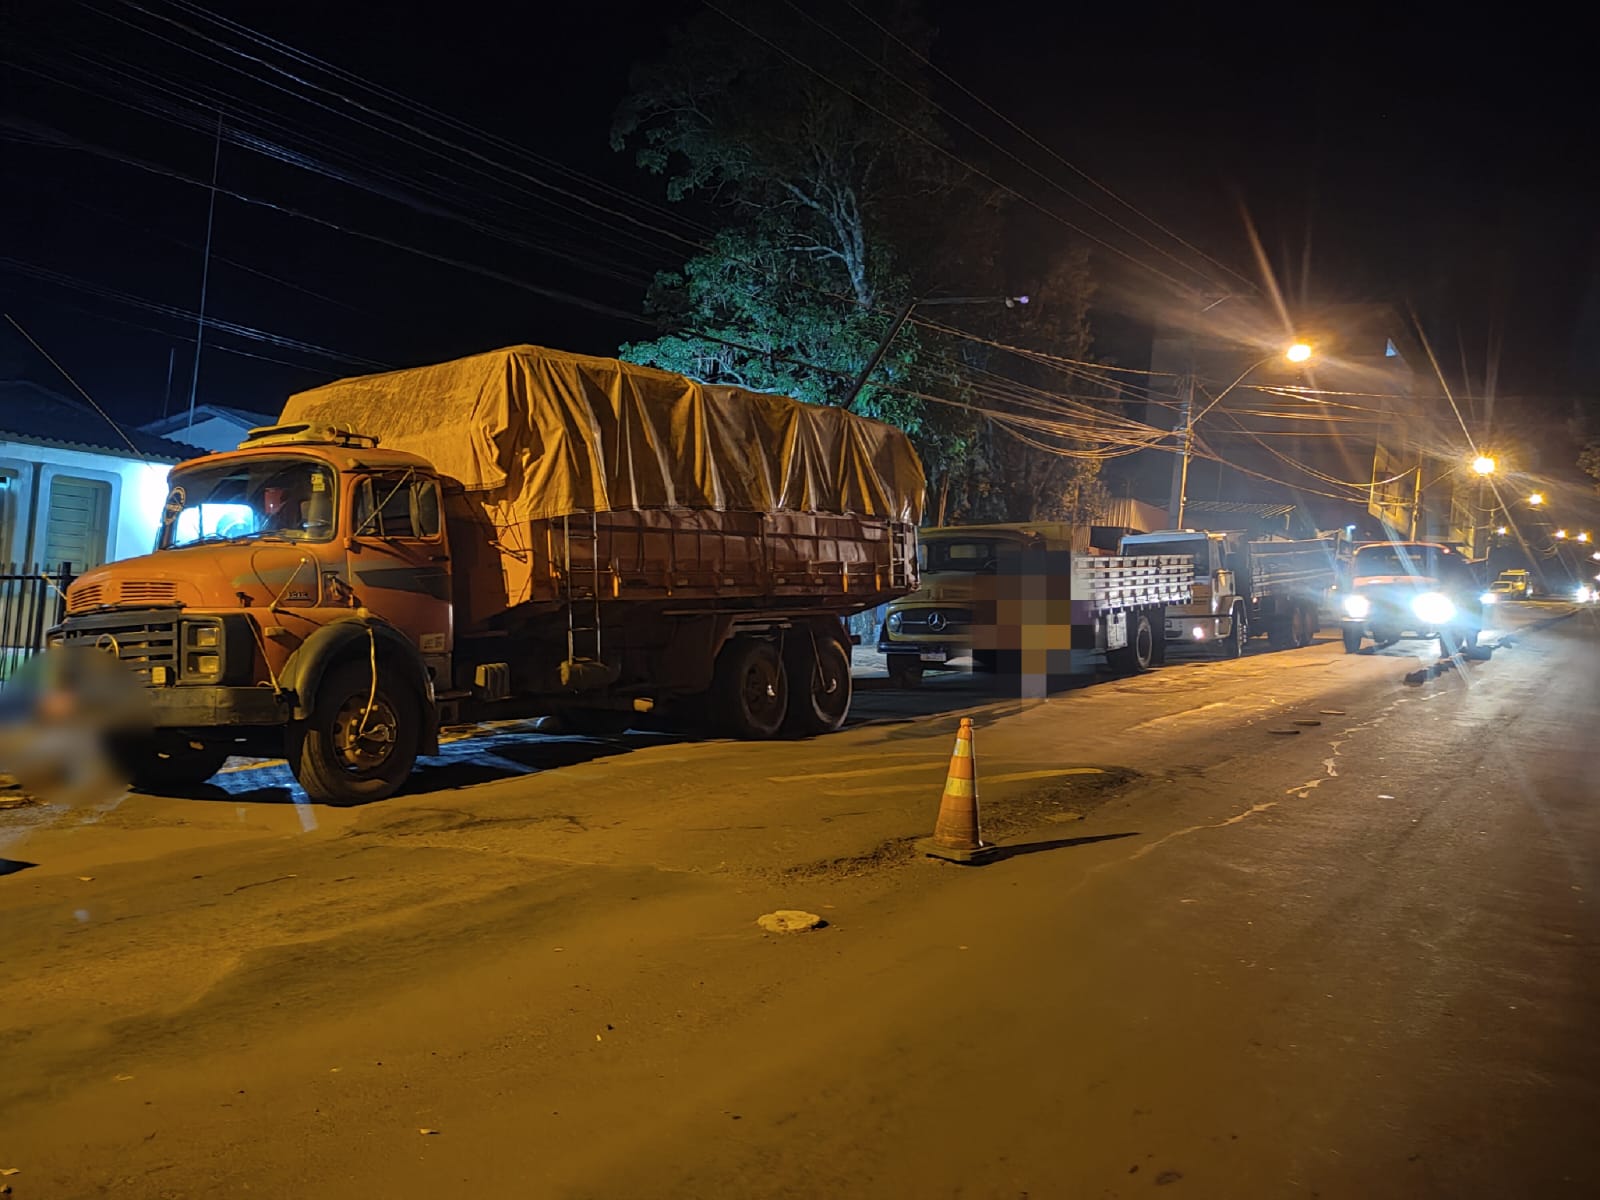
<box><xmin>1119</xmin><ymin>529</ymin><xmax>1340</xmax><ymax>657</ymax></box>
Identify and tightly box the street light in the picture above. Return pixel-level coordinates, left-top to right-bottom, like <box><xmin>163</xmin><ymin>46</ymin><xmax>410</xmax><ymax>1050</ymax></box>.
<box><xmin>1581</xmin><ymin>532</ymin><xmax>1592</xmax><ymax>544</ymax></box>
<box><xmin>1170</xmin><ymin>340</ymin><xmax>1315</xmax><ymax>525</ymax></box>
<box><xmin>1496</xmin><ymin>525</ymin><xmax>1508</xmax><ymax>536</ymax></box>
<box><xmin>1556</xmin><ymin>529</ymin><xmax>1568</xmax><ymax>539</ymax></box>
<box><xmin>1472</xmin><ymin>455</ymin><xmax>1496</xmax><ymax>476</ymax></box>
<box><xmin>1529</xmin><ymin>493</ymin><xmax>1544</xmax><ymax>506</ymax></box>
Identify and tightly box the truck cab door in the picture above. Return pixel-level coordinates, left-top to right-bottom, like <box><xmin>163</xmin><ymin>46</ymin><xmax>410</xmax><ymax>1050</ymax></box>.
<box><xmin>346</xmin><ymin>472</ymin><xmax>453</xmax><ymax>672</ymax></box>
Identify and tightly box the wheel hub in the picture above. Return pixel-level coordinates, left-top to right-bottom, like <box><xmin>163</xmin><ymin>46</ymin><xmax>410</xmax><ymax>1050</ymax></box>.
<box><xmin>331</xmin><ymin>695</ymin><xmax>398</xmax><ymax>771</ymax></box>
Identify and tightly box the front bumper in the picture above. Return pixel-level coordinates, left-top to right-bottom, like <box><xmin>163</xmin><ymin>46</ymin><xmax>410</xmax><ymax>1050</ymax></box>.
<box><xmin>145</xmin><ymin>685</ymin><xmax>293</xmax><ymax>727</ymax></box>
<box><xmin>879</xmin><ymin>635</ymin><xmax>964</xmax><ymax>664</ymax></box>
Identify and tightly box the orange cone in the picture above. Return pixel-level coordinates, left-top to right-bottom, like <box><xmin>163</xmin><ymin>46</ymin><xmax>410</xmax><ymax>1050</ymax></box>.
<box><xmin>918</xmin><ymin>717</ymin><xmax>1000</xmax><ymax>864</ymax></box>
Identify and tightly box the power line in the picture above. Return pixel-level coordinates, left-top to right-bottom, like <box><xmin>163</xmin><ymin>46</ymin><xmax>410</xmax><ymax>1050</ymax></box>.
<box><xmin>837</xmin><ymin>0</ymin><xmax>1260</xmax><ymax>297</ymax></box>
<box><xmin>775</xmin><ymin>0</ymin><xmax>1228</xmax><ymax>293</ymax></box>
<box><xmin>699</xmin><ymin>0</ymin><xmax>1199</xmax><ymax>295</ymax></box>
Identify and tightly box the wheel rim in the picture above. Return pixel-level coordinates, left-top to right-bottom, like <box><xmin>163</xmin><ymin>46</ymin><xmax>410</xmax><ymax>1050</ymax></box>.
<box><xmin>812</xmin><ymin>645</ymin><xmax>850</xmax><ymax>719</ymax></box>
<box><xmin>742</xmin><ymin>657</ymin><xmax>785</xmax><ymax>725</ymax></box>
<box><xmin>1136</xmin><ymin>620</ymin><xmax>1154</xmax><ymax>666</ymax></box>
<box><xmin>330</xmin><ymin>692</ymin><xmax>400</xmax><ymax>773</ymax></box>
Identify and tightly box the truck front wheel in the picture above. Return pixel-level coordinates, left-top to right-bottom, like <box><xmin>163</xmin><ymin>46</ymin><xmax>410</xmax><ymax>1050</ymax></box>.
<box><xmin>289</xmin><ymin>660</ymin><xmax>420</xmax><ymax>805</ymax></box>
<box><xmin>783</xmin><ymin>632</ymin><xmax>852</xmax><ymax>736</ymax></box>
<box><xmin>886</xmin><ymin>655</ymin><xmax>924</xmax><ymax>688</ymax></box>
<box><xmin>712</xmin><ymin>637</ymin><xmax>788</xmax><ymax>739</ymax></box>
<box><xmin>1221</xmin><ymin>605</ymin><xmax>1247</xmax><ymax>658</ymax></box>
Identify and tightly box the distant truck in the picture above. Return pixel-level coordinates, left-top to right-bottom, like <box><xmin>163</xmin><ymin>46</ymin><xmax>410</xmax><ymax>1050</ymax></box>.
<box><xmin>49</xmin><ymin>346</ymin><xmax>923</xmax><ymax>803</ymax></box>
<box><xmin>878</xmin><ymin>522</ymin><xmax>1193</xmax><ymax>685</ymax></box>
<box><xmin>1118</xmin><ymin>529</ymin><xmax>1340</xmax><ymax>656</ymax></box>
<box><xmin>1493</xmin><ymin>569</ymin><xmax>1531</xmax><ymax>598</ymax></box>
<box><xmin>1337</xmin><ymin>540</ymin><xmax>1483</xmax><ymax>655</ymax></box>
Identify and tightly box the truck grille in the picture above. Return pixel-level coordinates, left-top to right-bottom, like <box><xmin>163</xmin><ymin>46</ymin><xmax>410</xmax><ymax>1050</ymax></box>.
<box><xmin>66</xmin><ymin>579</ymin><xmax>179</xmax><ymax>613</ymax></box>
<box><xmin>895</xmin><ymin>607</ymin><xmax>972</xmax><ymax>634</ymax></box>
<box><xmin>57</xmin><ymin>614</ymin><xmax>180</xmax><ymax>683</ymax></box>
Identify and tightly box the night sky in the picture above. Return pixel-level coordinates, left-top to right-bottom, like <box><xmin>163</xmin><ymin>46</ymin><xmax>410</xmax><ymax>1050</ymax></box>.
<box><xmin>4</xmin><ymin>1</ymin><xmax>1596</xmax><ymax>443</ymax></box>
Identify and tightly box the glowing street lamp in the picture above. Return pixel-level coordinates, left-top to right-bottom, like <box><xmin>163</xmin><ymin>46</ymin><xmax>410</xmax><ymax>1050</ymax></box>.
<box><xmin>1581</xmin><ymin>532</ymin><xmax>1593</xmax><ymax>544</ymax></box>
<box><xmin>1495</xmin><ymin>525</ymin><xmax>1508</xmax><ymax>536</ymax></box>
<box><xmin>1472</xmin><ymin>455</ymin><xmax>1496</xmax><ymax>476</ymax></box>
<box><xmin>1529</xmin><ymin>493</ymin><xmax>1544</xmax><ymax>506</ymax></box>
<box><xmin>1556</xmin><ymin>529</ymin><xmax>1569</xmax><ymax>539</ymax></box>
<box><xmin>1284</xmin><ymin>341</ymin><xmax>1314</xmax><ymax>363</ymax></box>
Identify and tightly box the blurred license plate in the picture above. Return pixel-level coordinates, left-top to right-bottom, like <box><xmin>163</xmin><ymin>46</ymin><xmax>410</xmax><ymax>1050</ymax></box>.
<box><xmin>920</xmin><ymin>650</ymin><xmax>947</xmax><ymax>662</ymax></box>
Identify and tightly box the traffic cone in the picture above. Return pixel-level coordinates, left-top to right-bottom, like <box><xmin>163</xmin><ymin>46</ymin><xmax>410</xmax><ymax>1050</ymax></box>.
<box><xmin>917</xmin><ymin>717</ymin><xmax>1000</xmax><ymax>864</ymax></box>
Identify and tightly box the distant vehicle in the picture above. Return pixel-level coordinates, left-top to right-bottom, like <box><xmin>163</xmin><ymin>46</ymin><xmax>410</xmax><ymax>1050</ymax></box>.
<box><xmin>1481</xmin><ymin>580</ymin><xmax>1520</xmax><ymax>604</ymax></box>
<box><xmin>1495</xmin><ymin>569</ymin><xmax>1531</xmax><ymax>597</ymax></box>
<box><xmin>878</xmin><ymin>522</ymin><xmax>1192</xmax><ymax>686</ymax></box>
<box><xmin>1119</xmin><ymin>529</ymin><xmax>1340</xmax><ymax>657</ymax></box>
<box><xmin>1339</xmin><ymin>541</ymin><xmax>1482</xmax><ymax>655</ymax></box>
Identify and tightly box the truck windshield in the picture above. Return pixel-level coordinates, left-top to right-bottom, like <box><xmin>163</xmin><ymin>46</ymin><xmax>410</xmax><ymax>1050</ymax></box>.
<box><xmin>161</xmin><ymin>458</ymin><xmax>338</xmax><ymax>548</ymax></box>
<box><xmin>1352</xmin><ymin>545</ymin><xmax>1450</xmax><ymax>578</ymax></box>
<box><xmin>922</xmin><ymin>538</ymin><xmax>1017</xmax><ymax>573</ymax></box>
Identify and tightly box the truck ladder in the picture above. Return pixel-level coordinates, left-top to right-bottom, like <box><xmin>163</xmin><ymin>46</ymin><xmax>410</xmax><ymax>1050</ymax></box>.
<box><xmin>561</xmin><ymin>512</ymin><xmax>605</xmax><ymax>666</ymax></box>
<box><xmin>889</xmin><ymin>522</ymin><xmax>913</xmax><ymax>590</ymax></box>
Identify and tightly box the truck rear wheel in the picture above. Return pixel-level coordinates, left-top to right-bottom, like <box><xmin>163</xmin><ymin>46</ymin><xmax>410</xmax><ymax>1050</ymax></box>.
<box><xmin>782</xmin><ymin>632</ymin><xmax>852</xmax><ymax>736</ymax></box>
<box><xmin>289</xmin><ymin>660</ymin><xmax>420</xmax><ymax>805</ymax></box>
<box><xmin>1107</xmin><ymin>611</ymin><xmax>1155</xmax><ymax>674</ymax></box>
<box><xmin>712</xmin><ymin>637</ymin><xmax>788</xmax><ymax>739</ymax></box>
<box><xmin>1295</xmin><ymin>601</ymin><xmax>1319</xmax><ymax>647</ymax></box>
<box><xmin>116</xmin><ymin>738</ymin><xmax>231</xmax><ymax>793</ymax></box>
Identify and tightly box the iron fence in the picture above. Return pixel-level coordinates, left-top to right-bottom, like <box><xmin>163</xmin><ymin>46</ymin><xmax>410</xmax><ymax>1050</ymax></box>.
<box><xmin>1</xmin><ymin>563</ymin><xmax>74</xmax><ymax>687</ymax></box>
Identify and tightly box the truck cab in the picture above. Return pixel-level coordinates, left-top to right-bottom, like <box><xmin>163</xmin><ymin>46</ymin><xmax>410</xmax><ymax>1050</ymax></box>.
<box><xmin>53</xmin><ymin>423</ymin><xmax>448</xmax><ymax>801</ymax></box>
<box><xmin>1338</xmin><ymin>540</ymin><xmax>1483</xmax><ymax>655</ymax></box>
<box><xmin>1120</xmin><ymin>530</ymin><xmax>1247</xmax><ymax>655</ymax></box>
<box><xmin>878</xmin><ymin>522</ymin><xmax>1079</xmax><ymax>686</ymax></box>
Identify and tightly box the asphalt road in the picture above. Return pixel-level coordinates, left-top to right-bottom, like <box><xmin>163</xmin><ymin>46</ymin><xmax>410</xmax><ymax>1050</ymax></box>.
<box><xmin>3</xmin><ymin>602</ymin><xmax>1596</xmax><ymax>1198</ymax></box>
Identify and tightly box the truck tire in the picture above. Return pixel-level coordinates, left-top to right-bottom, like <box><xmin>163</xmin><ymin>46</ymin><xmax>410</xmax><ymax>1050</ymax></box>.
<box><xmin>712</xmin><ymin>637</ymin><xmax>788</xmax><ymax>739</ymax></box>
<box><xmin>1297</xmin><ymin>601</ymin><xmax>1320</xmax><ymax>647</ymax></box>
<box><xmin>288</xmin><ymin>660</ymin><xmax>421</xmax><ymax>805</ymax></box>
<box><xmin>1221</xmin><ymin>605</ymin><xmax>1246</xmax><ymax>658</ymax></box>
<box><xmin>116</xmin><ymin>738</ymin><xmax>231</xmax><ymax>793</ymax></box>
<box><xmin>1342</xmin><ymin>627</ymin><xmax>1364</xmax><ymax>654</ymax></box>
<box><xmin>782</xmin><ymin>632</ymin><xmax>852</xmax><ymax>736</ymax></box>
<box><xmin>886</xmin><ymin>655</ymin><xmax>924</xmax><ymax>688</ymax></box>
<box><xmin>1107</xmin><ymin>611</ymin><xmax>1155</xmax><ymax>674</ymax></box>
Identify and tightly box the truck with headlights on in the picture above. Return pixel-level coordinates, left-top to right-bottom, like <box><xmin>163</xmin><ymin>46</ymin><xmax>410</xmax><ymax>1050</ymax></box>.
<box><xmin>1337</xmin><ymin>540</ymin><xmax>1483</xmax><ymax>655</ymax></box>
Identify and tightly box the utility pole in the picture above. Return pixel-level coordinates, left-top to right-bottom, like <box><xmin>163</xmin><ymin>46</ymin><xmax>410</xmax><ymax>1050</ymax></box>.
<box><xmin>842</xmin><ymin>294</ymin><xmax>1027</xmax><ymax>412</ymax></box>
<box><xmin>186</xmin><ymin>111</ymin><xmax>224</xmax><ymax>430</ymax></box>
<box><xmin>1166</xmin><ymin>371</ymin><xmax>1196</xmax><ymax>528</ymax></box>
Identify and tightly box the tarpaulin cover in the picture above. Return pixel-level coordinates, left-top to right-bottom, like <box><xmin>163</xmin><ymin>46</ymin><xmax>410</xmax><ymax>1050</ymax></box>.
<box><xmin>279</xmin><ymin>345</ymin><xmax>925</xmax><ymax>524</ymax></box>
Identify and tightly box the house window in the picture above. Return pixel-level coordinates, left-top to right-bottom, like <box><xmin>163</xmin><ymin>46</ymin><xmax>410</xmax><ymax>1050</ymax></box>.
<box><xmin>44</xmin><ymin>475</ymin><xmax>111</xmax><ymax>571</ymax></box>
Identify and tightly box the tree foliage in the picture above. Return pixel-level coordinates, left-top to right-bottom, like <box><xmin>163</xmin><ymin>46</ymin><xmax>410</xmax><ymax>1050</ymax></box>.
<box><xmin>1581</xmin><ymin>438</ymin><xmax>1600</xmax><ymax>491</ymax></box>
<box><xmin>612</xmin><ymin>0</ymin><xmax>1112</xmax><ymax>523</ymax></box>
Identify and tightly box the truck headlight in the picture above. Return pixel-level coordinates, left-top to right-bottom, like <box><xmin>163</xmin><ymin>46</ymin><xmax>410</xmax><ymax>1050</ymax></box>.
<box><xmin>1479</xmin><ymin>591</ymin><xmax>1498</xmax><ymax>605</ymax></box>
<box><xmin>887</xmin><ymin>611</ymin><xmax>903</xmax><ymax>633</ymax></box>
<box><xmin>1341</xmin><ymin>595</ymin><xmax>1370</xmax><ymax>620</ymax></box>
<box><xmin>1412</xmin><ymin>592</ymin><xmax>1456</xmax><ymax>624</ymax></box>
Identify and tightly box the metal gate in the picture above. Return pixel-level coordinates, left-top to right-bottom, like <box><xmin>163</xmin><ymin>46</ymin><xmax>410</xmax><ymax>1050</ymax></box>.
<box><xmin>0</xmin><ymin>563</ymin><xmax>74</xmax><ymax>688</ymax></box>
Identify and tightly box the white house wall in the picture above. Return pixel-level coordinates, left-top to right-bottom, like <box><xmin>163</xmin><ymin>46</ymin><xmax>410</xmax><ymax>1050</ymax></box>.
<box><xmin>0</xmin><ymin>438</ymin><xmax>172</xmax><ymax>570</ymax></box>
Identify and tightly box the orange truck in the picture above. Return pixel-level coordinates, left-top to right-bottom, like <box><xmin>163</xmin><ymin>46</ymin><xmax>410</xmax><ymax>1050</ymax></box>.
<box><xmin>51</xmin><ymin>347</ymin><xmax>923</xmax><ymax>804</ymax></box>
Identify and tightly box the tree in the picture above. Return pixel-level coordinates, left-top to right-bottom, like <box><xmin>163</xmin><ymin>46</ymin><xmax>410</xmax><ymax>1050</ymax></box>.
<box><xmin>1581</xmin><ymin>438</ymin><xmax>1600</xmax><ymax>492</ymax></box>
<box><xmin>611</xmin><ymin>2</ymin><xmax>988</xmax><ymax>424</ymax></box>
<box><xmin>611</xmin><ymin>1</ymin><xmax>1111</xmax><ymax>519</ymax></box>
